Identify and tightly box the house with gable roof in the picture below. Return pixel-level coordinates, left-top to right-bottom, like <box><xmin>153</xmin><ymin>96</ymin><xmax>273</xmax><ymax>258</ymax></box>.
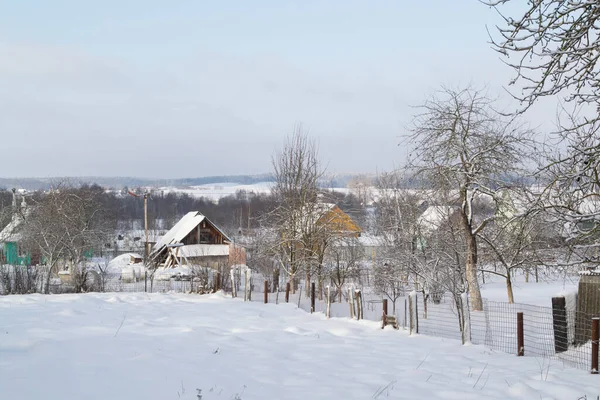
<box><xmin>149</xmin><ymin>211</ymin><xmax>245</xmax><ymax>269</ymax></box>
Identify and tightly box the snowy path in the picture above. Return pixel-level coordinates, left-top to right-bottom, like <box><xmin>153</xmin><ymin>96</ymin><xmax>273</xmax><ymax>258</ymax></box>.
<box><xmin>0</xmin><ymin>292</ymin><xmax>598</xmax><ymax>399</ymax></box>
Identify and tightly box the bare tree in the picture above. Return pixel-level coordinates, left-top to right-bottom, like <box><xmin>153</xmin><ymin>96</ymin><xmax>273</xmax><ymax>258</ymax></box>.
<box><xmin>487</xmin><ymin>1</ymin><xmax>600</xmax><ymax>266</ymax></box>
<box><xmin>20</xmin><ymin>183</ymin><xmax>113</xmax><ymax>293</ymax></box>
<box><xmin>407</xmin><ymin>86</ymin><xmax>534</xmax><ymax>310</ymax></box>
<box><xmin>325</xmin><ymin>236</ymin><xmax>363</xmax><ymax>302</ymax></box>
<box><xmin>486</xmin><ymin>0</ymin><xmax>600</xmax><ymax>120</ymax></box>
<box><xmin>270</xmin><ymin>126</ymin><xmax>324</xmax><ymax>293</ymax></box>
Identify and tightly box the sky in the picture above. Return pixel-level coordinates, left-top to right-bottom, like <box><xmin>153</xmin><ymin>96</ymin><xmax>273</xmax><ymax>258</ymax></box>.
<box><xmin>0</xmin><ymin>1</ymin><xmax>556</xmax><ymax>179</ymax></box>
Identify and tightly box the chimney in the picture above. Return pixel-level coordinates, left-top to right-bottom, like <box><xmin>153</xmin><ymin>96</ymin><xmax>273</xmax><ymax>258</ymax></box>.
<box><xmin>11</xmin><ymin>188</ymin><xmax>17</xmax><ymax>211</ymax></box>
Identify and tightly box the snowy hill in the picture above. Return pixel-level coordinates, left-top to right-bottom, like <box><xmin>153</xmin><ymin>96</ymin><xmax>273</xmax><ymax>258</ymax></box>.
<box><xmin>0</xmin><ymin>292</ymin><xmax>597</xmax><ymax>399</ymax></box>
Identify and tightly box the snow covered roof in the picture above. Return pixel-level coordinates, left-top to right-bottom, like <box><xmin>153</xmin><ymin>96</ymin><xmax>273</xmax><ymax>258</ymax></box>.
<box><xmin>149</xmin><ymin>211</ymin><xmax>231</xmax><ymax>261</ymax></box>
<box><xmin>0</xmin><ymin>214</ymin><xmax>24</xmax><ymax>243</ymax></box>
<box><xmin>417</xmin><ymin>206</ymin><xmax>457</xmax><ymax>233</ymax></box>
<box><xmin>178</xmin><ymin>244</ymin><xmax>229</xmax><ymax>258</ymax></box>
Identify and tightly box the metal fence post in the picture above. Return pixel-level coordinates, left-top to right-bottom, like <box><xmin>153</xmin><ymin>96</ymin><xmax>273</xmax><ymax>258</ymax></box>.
<box><xmin>592</xmin><ymin>317</ymin><xmax>599</xmax><ymax>374</ymax></box>
<box><xmin>517</xmin><ymin>312</ymin><xmax>524</xmax><ymax>356</ymax></box>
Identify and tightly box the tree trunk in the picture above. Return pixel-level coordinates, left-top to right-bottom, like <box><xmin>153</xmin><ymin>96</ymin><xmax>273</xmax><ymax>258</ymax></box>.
<box><xmin>506</xmin><ymin>274</ymin><xmax>514</xmax><ymax>304</ymax></box>
<box><xmin>272</xmin><ymin>268</ymin><xmax>280</xmax><ymax>293</ymax></box>
<box><xmin>465</xmin><ymin>230</ymin><xmax>483</xmax><ymax>311</ymax></box>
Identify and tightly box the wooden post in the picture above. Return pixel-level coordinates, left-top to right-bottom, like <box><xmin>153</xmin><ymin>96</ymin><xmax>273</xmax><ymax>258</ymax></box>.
<box><xmin>310</xmin><ymin>282</ymin><xmax>315</xmax><ymax>313</ymax></box>
<box><xmin>264</xmin><ymin>280</ymin><xmax>268</xmax><ymax>304</ymax></box>
<box><xmin>356</xmin><ymin>290</ymin><xmax>362</xmax><ymax>320</ymax></box>
<box><xmin>144</xmin><ymin>271</ymin><xmax>147</xmax><ymax>293</ymax></box>
<box><xmin>244</xmin><ymin>270</ymin><xmax>248</xmax><ymax>302</ymax></box>
<box><xmin>551</xmin><ymin>297</ymin><xmax>568</xmax><ymax>353</ymax></box>
<box><xmin>382</xmin><ymin>299</ymin><xmax>388</xmax><ymax>329</ymax></box>
<box><xmin>285</xmin><ymin>282</ymin><xmax>290</xmax><ymax>303</ymax></box>
<box><xmin>216</xmin><ymin>272</ymin><xmax>221</xmax><ymax>292</ymax></box>
<box><xmin>592</xmin><ymin>317</ymin><xmax>599</xmax><ymax>374</ymax></box>
<box><xmin>517</xmin><ymin>312</ymin><xmax>524</xmax><ymax>356</ymax></box>
<box><xmin>409</xmin><ymin>294</ymin><xmax>414</xmax><ymax>334</ymax></box>
<box><xmin>349</xmin><ymin>288</ymin><xmax>355</xmax><ymax>319</ymax></box>
<box><xmin>326</xmin><ymin>286</ymin><xmax>331</xmax><ymax>318</ymax></box>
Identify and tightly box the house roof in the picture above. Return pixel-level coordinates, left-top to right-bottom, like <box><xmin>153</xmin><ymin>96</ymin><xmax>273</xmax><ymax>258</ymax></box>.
<box><xmin>417</xmin><ymin>205</ymin><xmax>457</xmax><ymax>233</ymax></box>
<box><xmin>149</xmin><ymin>211</ymin><xmax>231</xmax><ymax>261</ymax></box>
<box><xmin>0</xmin><ymin>215</ymin><xmax>24</xmax><ymax>244</ymax></box>
<box><xmin>178</xmin><ymin>244</ymin><xmax>229</xmax><ymax>258</ymax></box>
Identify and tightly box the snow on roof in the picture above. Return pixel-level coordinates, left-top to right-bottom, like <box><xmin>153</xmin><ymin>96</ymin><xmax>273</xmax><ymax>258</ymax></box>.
<box><xmin>107</xmin><ymin>253</ymin><xmax>144</xmax><ymax>272</ymax></box>
<box><xmin>178</xmin><ymin>244</ymin><xmax>229</xmax><ymax>258</ymax></box>
<box><xmin>150</xmin><ymin>211</ymin><xmax>232</xmax><ymax>260</ymax></box>
<box><xmin>358</xmin><ymin>235</ymin><xmax>385</xmax><ymax>247</ymax></box>
<box><xmin>417</xmin><ymin>206</ymin><xmax>456</xmax><ymax>233</ymax></box>
<box><xmin>150</xmin><ymin>212</ymin><xmax>206</xmax><ymax>258</ymax></box>
<box><xmin>0</xmin><ymin>215</ymin><xmax>24</xmax><ymax>243</ymax></box>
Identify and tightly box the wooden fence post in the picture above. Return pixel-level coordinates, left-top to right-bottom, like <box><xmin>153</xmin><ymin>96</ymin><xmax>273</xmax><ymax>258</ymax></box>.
<box><xmin>409</xmin><ymin>293</ymin><xmax>414</xmax><ymax>334</ymax></box>
<box><xmin>517</xmin><ymin>312</ymin><xmax>524</xmax><ymax>356</ymax></box>
<box><xmin>382</xmin><ymin>299</ymin><xmax>388</xmax><ymax>329</ymax></box>
<box><xmin>144</xmin><ymin>271</ymin><xmax>147</xmax><ymax>293</ymax></box>
<box><xmin>326</xmin><ymin>286</ymin><xmax>331</xmax><ymax>318</ymax></box>
<box><xmin>552</xmin><ymin>297</ymin><xmax>568</xmax><ymax>353</ymax></box>
<box><xmin>349</xmin><ymin>288</ymin><xmax>355</xmax><ymax>319</ymax></box>
<box><xmin>216</xmin><ymin>272</ymin><xmax>221</xmax><ymax>292</ymax></box>
<box><xmin>264</xmin><ymin>280</ymin><xmax>268</xmax><ymax>304</ymax></box>
<box><xmin>356</xmin><ymin>290</ymin><xmax>363</xmax><ymax>320</ymax></box>
<box><xmin>311</xmin><ymin>282</ymin><xmax>316</xmax><ymax>313</ymax></box>
<box><xmin>592</xmin><ymin>317</ymin><xmax>599</xmax><ymax>374</ymax></box>
<box><xmin>285</xmin><ymin>282</ymin><xmax>290</xmax><ymax>303</ymax></box>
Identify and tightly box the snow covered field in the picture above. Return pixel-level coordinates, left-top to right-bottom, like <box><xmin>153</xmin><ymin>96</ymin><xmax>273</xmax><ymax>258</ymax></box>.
<box><xmin>1</xmin><ymin>292</ymin><xmax>599</xmax><ymax>399</ymax></box>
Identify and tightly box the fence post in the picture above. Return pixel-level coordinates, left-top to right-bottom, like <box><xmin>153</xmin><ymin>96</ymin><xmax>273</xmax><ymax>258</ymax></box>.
<box><xmin>404</xmin><ymin>298</ymin><xmax>407</xmax><ymax>329</ymax></box>
<box><xmin>216</xmin><ymin>272</ymin><xmax>221</xmax><ymax>292</ymax></box>
<box><xmin>349</xmin><ymin>288</ymin><xmax>355</xmax><ymax>319</ymax></box>
<box><xmin>356</xmin><ymin>290</ymin><xmax>363</xmax><ymax>320</ymax></box>
<box><xmin>264</xmin><ymin>280</ymin><xmax>268</xmax><ymax>304</ymax></box>
<box><xmin>409</xmin><ymin>292</ymin><xmax>415</xmax><ymax>334</ymax></box>
<box><xmin>592</xmin><ymin>317</ymin><xmax>599</xmax><ymax>374</ymax></box>
<box><xmin>311</xmin><ymin>282</ymin><xmax>315</xmax><ymax>313</ymax></box>
<box><xmin>551</xmin><ymin>296</ymin><xmax>568</xmax><ymax>353</ymax></box>
<box><xmin>382</xmin><ymin>299</ymin><xmax>388</xmax><ymax>329</ymax></box>
<box><xmin>144</xmin><ymin>271</ymin><xmax>147</xmax><ymax>293</ymax></box>
<box><xmin>326</xmin><ymin>286</ymin><xmax>331</xmax><ymax>318</ymax></box>
<box><xmin>517</xmin><ymin>312</ymin><xmax>524</xmax><ymax>356</ymax></box>
<box><xmin>413</xmin><ymin>291</ymin><xmax>419</xmax><ymax>334</ymax></box>
<box><xmin>244</xmin><ymin>270</ymin><xmax>249</xmax><ymax>302</ymax></box>
<box><xmin>285</xmin><ymin>282</ymin><xmax>290</xmax><ymax>303</ymax></box>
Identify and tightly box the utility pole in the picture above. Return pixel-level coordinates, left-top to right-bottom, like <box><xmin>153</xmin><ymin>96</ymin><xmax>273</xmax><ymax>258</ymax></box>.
<box><xmin>144</xmin><ymin>193</ymin><xmax>149</xmax><ymax>263</ymax></box>
<box><xmin>128</xmin><ymin>190</ymin><xmax>150</xmax><ymax>263</ymax></box>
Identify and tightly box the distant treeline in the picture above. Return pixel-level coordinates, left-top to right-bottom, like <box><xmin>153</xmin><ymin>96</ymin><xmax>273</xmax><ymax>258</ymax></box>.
<box><xmin>0</xmin><ymin>185</ymin><xmax>367</xmax><ymax>237</ymax></box>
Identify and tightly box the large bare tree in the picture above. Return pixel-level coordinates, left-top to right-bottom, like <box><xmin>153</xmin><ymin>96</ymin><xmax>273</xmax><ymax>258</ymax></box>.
<box><xmin>20</xmin><ymin>183</ymin><xmax>113</xmax><ymax>293</ymax></box>
<box><xmin>487</xmin><ymin>0</ymin><xmax>600</xmax><ymax>265</ymax></box>
<box><xmin>407</xmin><ymin>86</ymin><xmax>534</xmax><ymax>310</ymax></box>
<box><xmin>270</xmin><ymin>126</ymin><xmax>324</xmax><ymax>293</ymax></box>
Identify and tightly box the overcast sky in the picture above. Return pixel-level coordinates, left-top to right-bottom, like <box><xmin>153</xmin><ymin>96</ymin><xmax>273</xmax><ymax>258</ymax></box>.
<box><xmin>0</xmin><ymin>1</ymin><xmax>556</xmax><ymax>179</ymax></box>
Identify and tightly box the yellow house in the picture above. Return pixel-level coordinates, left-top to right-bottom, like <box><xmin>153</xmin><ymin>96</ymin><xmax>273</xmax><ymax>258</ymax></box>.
<box><xmin>314</xmin><ymin>203</ymin><xmax>362</xmax><ymax>238</ymax></box>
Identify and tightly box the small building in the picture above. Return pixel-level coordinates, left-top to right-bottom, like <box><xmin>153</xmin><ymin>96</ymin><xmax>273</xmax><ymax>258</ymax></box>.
<box><xmin>149</xmin><ymin>211</ymin><xmax>245</xmax><ymax>269</ymax></box>
<box><xmin>0</xmin><ymin>193</ymin><xmax>30</xmax><ymax>266</ymax></box>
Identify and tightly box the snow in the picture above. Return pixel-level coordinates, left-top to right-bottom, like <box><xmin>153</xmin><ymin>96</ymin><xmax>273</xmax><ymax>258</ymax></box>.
<box><xmin>178</xmin><ymin>244</ymin><xmax>230</xmax><ymax>258</ymax></box>
<box><xmin>1</xmin><ymin>292</ymin><xmax>597</xmax><ymax>399</ymax></box>
<box><xmin>479</xmin><ymin>272</ymin><xmax>579</xmax><ymax>306</ymax></box>
<box><xmin>150</xmin><ymin>211</ymin><xmax>207</xmax><ymax>258</ymax></box>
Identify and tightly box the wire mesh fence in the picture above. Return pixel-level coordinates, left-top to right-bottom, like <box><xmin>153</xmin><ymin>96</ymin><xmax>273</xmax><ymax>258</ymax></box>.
<box><xmin>416</xmin><ymin>292</ymin><xmax>464</xmax><ymax>341</ymax></box>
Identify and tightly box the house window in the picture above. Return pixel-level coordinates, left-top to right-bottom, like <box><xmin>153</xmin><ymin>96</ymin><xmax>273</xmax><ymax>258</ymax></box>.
<box><xmin>199</xmin><ymin>233</ymin><xmax>212</xmax><ymax>243</ymax></box>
